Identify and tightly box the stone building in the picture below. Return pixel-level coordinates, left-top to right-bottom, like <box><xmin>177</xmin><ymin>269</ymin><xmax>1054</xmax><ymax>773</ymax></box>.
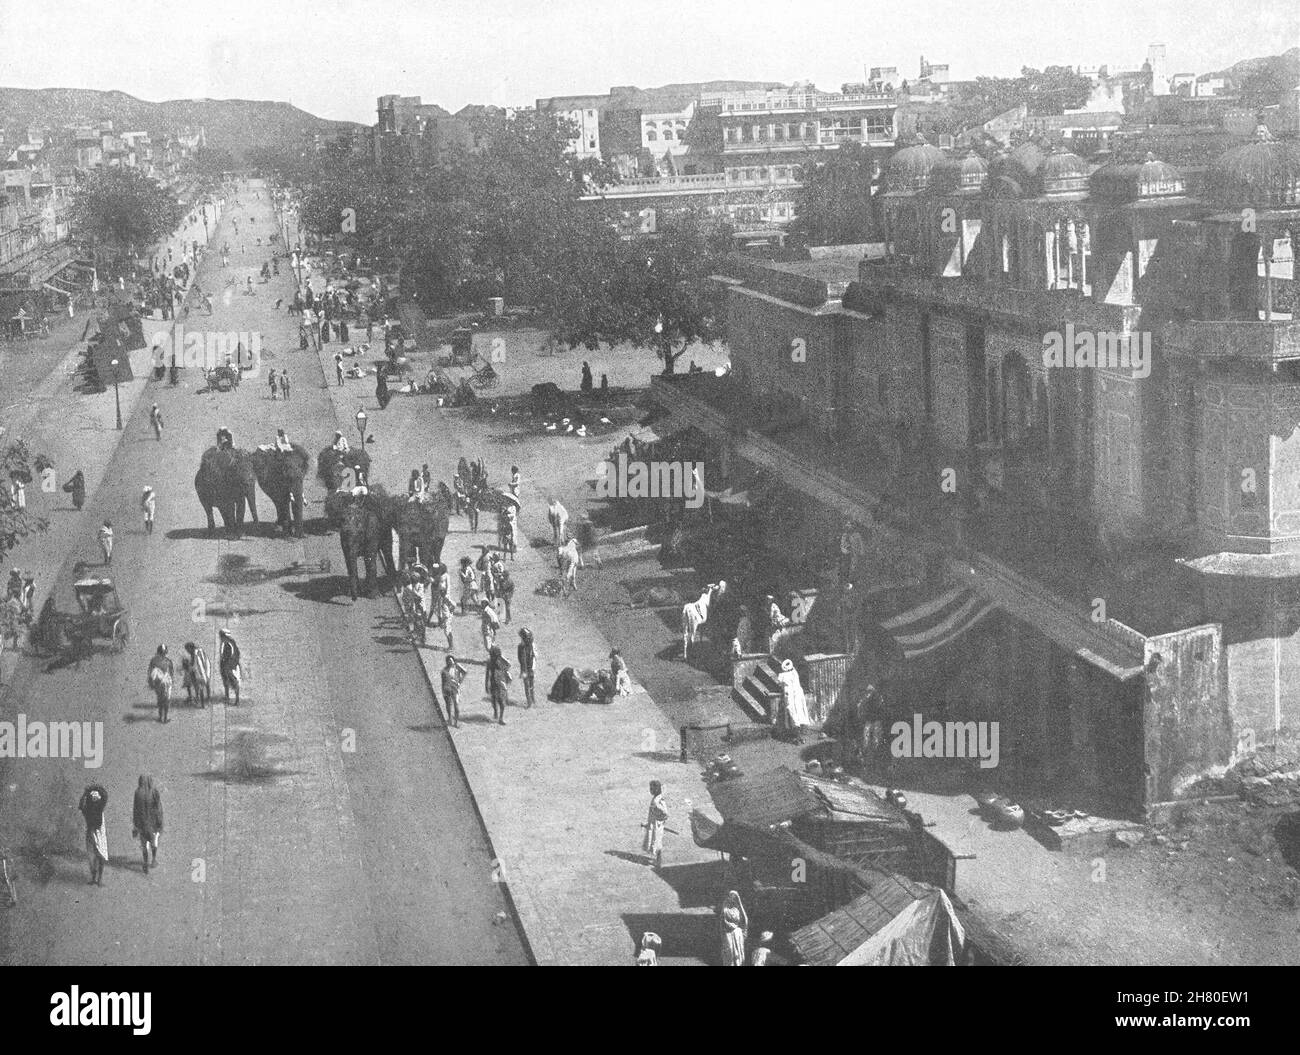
<box><xmin>652</xmin><ymin>126</ymin><xmax>1300</xmax><ymax>816</ymax></box>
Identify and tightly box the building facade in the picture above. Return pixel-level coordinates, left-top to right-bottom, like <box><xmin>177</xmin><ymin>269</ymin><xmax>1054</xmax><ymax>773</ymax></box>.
<box><xmin>655</xmin><ymin>126</ymin><xmax>1300</xmax><ymax>815</ymax></box>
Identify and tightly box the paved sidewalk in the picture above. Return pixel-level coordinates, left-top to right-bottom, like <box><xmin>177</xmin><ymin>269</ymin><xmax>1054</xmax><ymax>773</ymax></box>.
<box><xmin>311</xmin><ymin>331</ymin><xmax>721</xmax><ymax>965</ymax></box>
<box><xmin>0</xmin><ymin>205</ymin><xmax>220</xmax><ymax>686</ymax></box>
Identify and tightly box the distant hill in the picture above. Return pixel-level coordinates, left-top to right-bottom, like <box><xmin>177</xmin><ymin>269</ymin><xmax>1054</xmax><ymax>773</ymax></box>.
<box><xmin>0</xmin><ymin>87</ymin><xmax>363</xmax><ymax>158</ymax></box>
<box><xmin>1207</xmin><ymin>47</ymin><xmax>1299</xmax><ymax>106</ymax></box>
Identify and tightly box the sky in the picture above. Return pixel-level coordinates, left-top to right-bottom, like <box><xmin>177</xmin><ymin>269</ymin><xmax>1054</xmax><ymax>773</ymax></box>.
<box><xmin>0</xmin><ymin>0</ymin><xmax>1295</xmax><ymax>124</ymax></box>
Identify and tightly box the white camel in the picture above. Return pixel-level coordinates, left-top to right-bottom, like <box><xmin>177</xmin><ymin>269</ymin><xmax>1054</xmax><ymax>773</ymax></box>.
<box><xmin>681</xmin><ymin>580</ymin><xmax>727</xmax><ymax>661</ymax></box>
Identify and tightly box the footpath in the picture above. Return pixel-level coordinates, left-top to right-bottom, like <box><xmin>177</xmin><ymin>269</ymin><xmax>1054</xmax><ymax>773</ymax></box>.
<box><xmin>311</xmin><ymin>307</ymin><xmax>721</xmax><ymax>965</ymax></box>
<box><xmin>0</xmin><ymin>203</ymin><xmax>220</xmax><ymax>687</ymax></box>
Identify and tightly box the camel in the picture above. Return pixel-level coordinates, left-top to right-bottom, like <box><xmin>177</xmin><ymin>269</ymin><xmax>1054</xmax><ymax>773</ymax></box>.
<box><xmin>682</xmin><ymin>580</ymin><xmax>727</xmax><ymax>661</ymax></box>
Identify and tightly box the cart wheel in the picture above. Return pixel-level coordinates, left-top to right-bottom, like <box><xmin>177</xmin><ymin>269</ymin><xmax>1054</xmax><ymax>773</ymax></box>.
<box><xmin>112</xmin><ymin>617</ymin><xmax>129</xmax><ymax>652</ymax></box>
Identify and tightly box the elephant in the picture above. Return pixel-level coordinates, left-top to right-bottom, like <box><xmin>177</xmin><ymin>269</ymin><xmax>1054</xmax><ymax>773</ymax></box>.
<box><xmin>317</xmin><ymin>446</ymin><xmax>371</xmax><ymax>492</ymax></box>
<box><xmin>324</xmin><ymin>486</ymin><xmax>393</xmax><ymax>600</ymax></box>
<box><xmin>383</xmin><ymin>492</ymin><xmax>450</xmax><ymax>569</ymax></box>
<box><xmin>195</xmin><ymin>447</ymin><xmax>259</xmax><ymax>536</ymax></box>
<box><xmin>251</xmin><ymin>443</ymin><xmax>312</xmax><ymax>537</ymax></box>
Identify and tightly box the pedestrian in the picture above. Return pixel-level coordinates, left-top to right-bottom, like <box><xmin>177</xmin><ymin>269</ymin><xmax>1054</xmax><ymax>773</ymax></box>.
<box><xmin>466</xmin><ymin>492</ymin><xmax>480</xmax><ymax>533</ymax></box>
<box><xmin>776</xmin><ymin>659</ymin><xmax>811</xmax><ymax>745</ymax></box>
<box><xmin>131</xmin><ymin>775</ymin><xmax>163</xmax><ymax>875</ymax></box>
<box><xmin>558</xmin><ymin>537</ymin><xmax>582</xmax><ymax>596</ymax></box>
<box><xmin>480</xmin><ymin>598</ymin><xmax>500</xmax><ymax>655</ymax></box>
<box><xmin>268</xmin><ymin>368</ymin><xmax>278</xmax><ymax>400</ymax></box>
<box><xmin>339</xmin><ymin>318</ymin><xmax>349</xmax><ymax>343</ymax></box>
<box><xmin>78</xmin><ymin>784</ymin><xmax>109</xmax><ymax>886</ymax></box>
<box><xmin>431</xmin><ymin>587</ymin><xmax>455</xmax><ymax>651</ymax></box>
<box><xmin>636</xmin><ymin>931</ymin><xmax>662</xmax><ymax>966</ymax></box>
<box><xmin>547</xmin><ymin>498</ymin><xmax>569</xmax><ymax>546</ymax></box>
<box><xmin>65</xmin><ymin>469</ymin><xmax>86</xmax><ymax>510</ymax></box>
<box><xmin>421</xmin><ymin>464</ymin><xmax>432</xmax><ymax>494</ymax></box>
<box><xmin>719</xmin><ymin>890</ymin><xmax>750</xmax><ymax>966</ymax></box>
<box><xmin>580</xmin><ymin>361</ymin><xmax>593</xmax><ymax>393</ymax></box>
<box><xmin>334</xmin><ymin>352</ymin><xmax>344</xmax><ymax>386</ymax></box>
<box><xmin>181</xmin><ymin>641</ymin><xmax>210</xmax><ymax>707</ymax></box>
<box><xmin>501</xmin><ymin>505</ymin><xmax>518</xmax><ymax>561</ymax></box>
<box><xmin>453</xmin><ymin>474</ymin><xmax>468</xmax><ymax>517</ymax></box>
<box><xmin>140</xmin><ymin>485</ymin><xmax>156</xmax><ymax>535</ymax></box>
<box><xmin>498</xmin><ymin>568</ymin><xmax>515</xmax><ymax>624</ymax></box>
<box><xmin>750</xmin><ymin>931</ymin><xmax>775</xmax><ymax>966</ymax></box>
<box><xmin>515</xmin><ymin>627</ymin><xmax>536</xmax><ymax>708</ymax></box>
<box><xmin>458</xmin><ymin>557</ymin><xmax>479</xmax><ymax>615</ymax></box>
<box><xmin>767</xmin><ymin>594</ymin><xmax>791</xmax><ymax>650</ymax></box>
<box><xmin>98</xmin><ymin>520</ymin><xmax>114</xmax><ymax>566</ymax></box>
<box><xmin>611</xmin><ymin>648</ymin><xmax>632</xmax><ymax>696</ymax></box>
<box><xmin>278</xmin><ymin>372</ymin><xmax>289</xmax><ymax>401</ymax></box>
<box><xmin>146</xmin><ymin>644</ymin><xmax>174</xmax><ymax>723</ymax></box>
<box><xmin>149</xmin><ymin>403</ymin><xmax>164</xmax><ymax>441</ymax></box>
<box><xmin>643</xmin><ymin>780</ymin><xmax>667</xmax><ymax>870</ymax></box>
<box><xmin>509</xmin><ymin>466</ymin><xmax>521</xmax><ymax>498</ymax></box>
<box><xmin>484</xmin><ymin>644</ymin><xmax>511</xmax><ymax>725</ymax></box>
<box><xmin>441</xmin><ymin>654</ymin><xmax>466</xmax><ymax>728</ymax></box>
<box><xmin>320</xmin><ymin>317</ymin><xmax>330</xmax><ymax>346</ymax></box>
<box><xmin>218</xmin><ymin>628</ymin><xmax>242</xmax><ymax>706</ymax></box>
<box><xmin>10</xmin><ymin>477</ymin><xmax>25</xmax><ymax>511</ymax></box>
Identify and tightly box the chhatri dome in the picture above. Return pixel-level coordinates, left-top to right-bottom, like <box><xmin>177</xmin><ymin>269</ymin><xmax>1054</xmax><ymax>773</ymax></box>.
<box><xmin>1207</xmin><ymin>125</ymin><xmax>1300</xmax><ymax>210</ymax></box>
<box><xmin>884</xmin><ymin>133</ymin><xmax>948</xmax><ymax>192</ymax></box>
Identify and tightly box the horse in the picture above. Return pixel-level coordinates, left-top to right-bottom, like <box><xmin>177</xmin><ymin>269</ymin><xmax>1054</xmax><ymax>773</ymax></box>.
<box><xmin>681</xmin><ymin>581</ymin><xmax>727</xmax><ymax>661</ymax></box>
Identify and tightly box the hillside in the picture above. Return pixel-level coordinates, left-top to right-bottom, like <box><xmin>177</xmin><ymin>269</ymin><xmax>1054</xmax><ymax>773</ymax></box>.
<box><xmin>0</xmin><ymin>87</ymin><xmax>362</xmax><ymax>158</ymax></box>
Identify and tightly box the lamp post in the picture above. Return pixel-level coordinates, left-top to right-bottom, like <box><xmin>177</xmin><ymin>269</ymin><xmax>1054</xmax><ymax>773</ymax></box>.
<box><xmin>109</xmin><ymin>358</ymin><xmax>122</xmax><ymax>430</ymax></box>
<box><xmin>355</xmin><ymin>409</ymin><xmax>367</xmax><ymax>449</ymax></box>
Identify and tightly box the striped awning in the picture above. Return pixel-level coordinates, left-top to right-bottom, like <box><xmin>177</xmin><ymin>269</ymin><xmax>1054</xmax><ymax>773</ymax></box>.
<box><xmin>878</xmin><ymin>587</ymin><xmax>996</xmax><ymax>660</ymax></box>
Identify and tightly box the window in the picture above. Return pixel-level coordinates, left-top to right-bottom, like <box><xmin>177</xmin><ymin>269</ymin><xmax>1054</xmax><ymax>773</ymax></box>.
<box><xmin>774</xmin><ymin>125</ymin><xmax>785</xmax><ymax>141</ymax></box>
<box><xmin>586</xmin><ymin>110</ymin><xmax>594</xmax><ymax>118</ymax></box>
<box><xmin>725</xmin><ymin>127</ymin><xmax>737</xmax><ymax>142</ymax></box>
<box><xmin>587</xmin><ymin>138</ymin><xmax>596</xmax><ymax>149</ymax></box>
<box><xmin>647</xmin><ymin>130</ymin><xmax>658</xmax><ymax>141</ymax></box>
<box><xmin>866</xmin><ymin>114</ymin><xmax>891</xmax><ymax>139</ymax></box>
<box><xmin>663</xmin><ymin>129</ymin><xmax>674</xmax><ymax>141</ymax></box>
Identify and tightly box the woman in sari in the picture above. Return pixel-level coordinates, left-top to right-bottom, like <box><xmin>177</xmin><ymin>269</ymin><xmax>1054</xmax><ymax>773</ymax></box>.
<box><xmin>78</xmin><ymin>784</ymin><xmax>109</xmax><ymax>886</ymax></box>
<box><xmin>719</xmin><ymin>890</ymin><xmax>749</xmax><ymax>966</ymax></box>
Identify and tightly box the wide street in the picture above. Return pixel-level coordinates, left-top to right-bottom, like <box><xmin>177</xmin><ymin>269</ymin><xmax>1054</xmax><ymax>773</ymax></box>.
<box><xmin>0</xmin><ymin>186</ymin><xmax>527</xmax><ymax>964</ymax></box>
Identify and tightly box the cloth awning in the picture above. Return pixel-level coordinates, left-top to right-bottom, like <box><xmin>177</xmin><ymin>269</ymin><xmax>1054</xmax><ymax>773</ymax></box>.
<box><xmin>878</xmin><ymin>587</ymin><xmax>996</xmax><ymax>660</ymax></box>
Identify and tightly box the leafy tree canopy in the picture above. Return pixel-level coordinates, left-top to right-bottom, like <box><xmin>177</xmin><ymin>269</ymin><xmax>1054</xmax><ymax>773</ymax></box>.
<box><xmin>69</xmin><ymin>167</ymin><xmax>182</xmax><ymax>258</ymax></box>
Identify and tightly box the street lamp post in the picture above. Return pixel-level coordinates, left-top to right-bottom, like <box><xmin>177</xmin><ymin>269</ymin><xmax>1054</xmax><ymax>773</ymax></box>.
<box><xmin>355</xmin><ymin>409</ymin><xmax>367</xmax><ymax>449</ymax></box>
<box><xmin>109</xmin><ymin>358</ymin><xmax>122</xmax><ymax>430</ymax></box>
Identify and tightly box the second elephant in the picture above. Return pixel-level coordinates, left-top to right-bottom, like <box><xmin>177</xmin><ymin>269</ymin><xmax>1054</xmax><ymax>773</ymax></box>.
<box><xmin>251</xmin><ymin>443</ymin><xmax>312</xmax><ymax>537</ymax></box>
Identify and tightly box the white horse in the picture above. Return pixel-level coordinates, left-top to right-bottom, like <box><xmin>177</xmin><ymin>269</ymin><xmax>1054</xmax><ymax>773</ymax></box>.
<box><xmin>681</xmin><ymin>581</ymin><xmax>726</xmax><ymax>660</ymax></box>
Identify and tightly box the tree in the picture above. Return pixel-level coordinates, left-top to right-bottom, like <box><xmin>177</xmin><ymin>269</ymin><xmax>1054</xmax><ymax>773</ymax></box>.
<box><xmin>69</xmin><ymin>168</ymin><xmax>182</xmax><ymax>270</ymax></box>
<box><xmin>0</xmin><ymin>441</ymin><xmax>48</xmax><ymax>566</ymax></box>
<box><xmin>540</xmin><ymin>209</ymin><xmax>728</xmax><ymax>374</ymax></box>
<box><xmin>789</xmin><ymin>143</ymin><xmax>880</xmax><ymax>246</ymax></box>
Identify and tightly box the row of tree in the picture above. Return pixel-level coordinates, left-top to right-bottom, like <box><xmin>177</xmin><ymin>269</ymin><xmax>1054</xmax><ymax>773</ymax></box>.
<box><xmin>253</xmin><ymin>111</ymin><xmax>729</xmax><ymax>373</ymax></box>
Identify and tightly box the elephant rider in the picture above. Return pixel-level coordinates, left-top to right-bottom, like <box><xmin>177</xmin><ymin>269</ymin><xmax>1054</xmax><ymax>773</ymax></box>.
<box><xmin>331</xmin><ymin>431</ymin><xmax>350</xmax><ymax>455</ymax></box>
<box><xmin>274</xmin><ymin>428</ymin><xmax>293</xmax><ymax>453</ymax></box>
<box><xmin>216</xmin><ymin>426</ymin><xmax>234</xmax><ymax>451</ymax></box>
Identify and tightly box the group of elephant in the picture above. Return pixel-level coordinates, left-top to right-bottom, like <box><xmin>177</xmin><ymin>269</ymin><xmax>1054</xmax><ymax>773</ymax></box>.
<box><xmin>194</xmin><ymin>444</ymin><xmax>450</xmax><ymax>599</ymax></box>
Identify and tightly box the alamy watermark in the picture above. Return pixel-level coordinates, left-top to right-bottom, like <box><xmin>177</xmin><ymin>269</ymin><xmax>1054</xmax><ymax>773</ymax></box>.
<box><xmin>890</xmin><ymin>713</ymin><xmax>999</xmax><ymax>769</ymax></box>
<box><xmin>593</xmin><ymin>450</ymin><xmax>705</xmax><ymax>509</ymax></box>
<box><xmin>1042</xmin><ymin>323</ymin><xmax>1151</xmax><ymax>379</ymax></box>
<box><xmin>0</xmin><ymin>715</ymin><xmax>104</xmax><ymax>768</ymax></box>
<box><xmin>138</xmin><ymin>327</ymin><xmax>263</xmax><ymax>377</ymax></box>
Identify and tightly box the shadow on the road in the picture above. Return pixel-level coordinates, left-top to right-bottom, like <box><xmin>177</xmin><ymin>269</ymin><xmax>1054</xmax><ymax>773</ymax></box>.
<box><xmin>456</xmin><ymin>713</ymin><xmax>496</xmax><ymax>726</ymax></box>
<box><xmin>633</xmin><ymin>751</ymin><xmax>681</xmax><ymax>765</ymax></box>
<box><xmin>278</xmin><ymin>576</ymin><xmax>354</xmax><ymax>605</ymax></box>
<box><xmin>407</xmin><ymin>723</ymin><xmax>443</xmax><ymax>734</ymax></box>
<box><xmin>621</xmin><ymin>910</ymin><xmax>717</xmax><ymax>963</ymax></box>
<box><xmin>649</xmin><ymin>860</ymin><xmax>727</xmax><ymax>910</ymax></box>
<box><xmin>195</xmin><ymin>750</ymin><xmax>301</xmax><ymax>784</ymax></box>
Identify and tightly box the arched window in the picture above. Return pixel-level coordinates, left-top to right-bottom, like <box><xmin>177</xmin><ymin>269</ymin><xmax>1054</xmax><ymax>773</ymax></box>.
<box><xmin>646</xmin><ymin>130</ymin><xmax>658</xmax><ymax>141</ymax></box>
<box><xmin>663</xmin><ymin>129</ymin><xmax>674</xmax><ymax>141</ymax></box>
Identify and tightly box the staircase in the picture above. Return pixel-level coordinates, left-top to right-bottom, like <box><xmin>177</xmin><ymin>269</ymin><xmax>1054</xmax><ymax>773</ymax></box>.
<box><xmin>733</xmin><ymin>655</ymin><xmax>784</xmax><ymax>721</ymax></box>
